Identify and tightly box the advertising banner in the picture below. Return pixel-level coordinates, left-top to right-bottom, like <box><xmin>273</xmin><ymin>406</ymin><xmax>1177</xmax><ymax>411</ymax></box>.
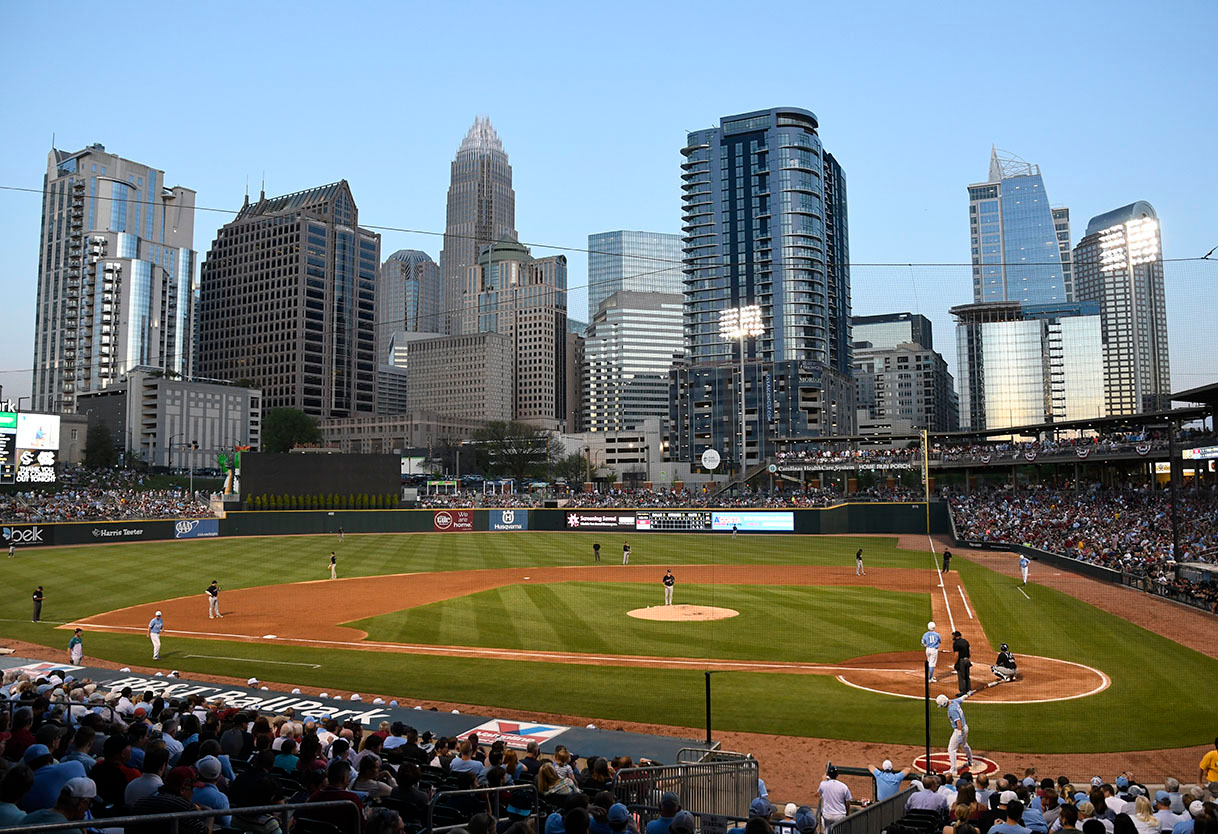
<box><xmin>16</xmin><ymin>413</ymin><xmax>60</xmax><ymax>450</ymax></box>
<box><xmin>433</xmin><ymin>509</ymin><xmax>474</xmax><ymax>532</ymax></box>
<box><xmin>174</xmin><ymin>519</ymin><xmax>221</xmax><ymax>539</ymax></box>
<box><xmin>0</xmin><ymin>418</ymin><xmax>14</xmax><ymax>484</ymax></box>
<box><xmin>2</xmin><ymin>524</ymin><xmax>54</xmax><ymax>547</ymax></box>
<box><xmin>564</xmin><ymin>511</ymin><xmax>635</xmax><ymax>530</ymax></box>
<box><xmin>489</xmin><ymin>509</ymin><xmax>528</xmax><ymax>530</ymax></box>
<box><xmin>456</xmin><ymin>719</ymin><xmax>569</xmax><ymax>750</ymax></box>
<box><xmin>16</xmin><ymin>449</ymin><xmax>57</xmax><ymax>484</ymax></box>
<box><xmin>711</xmin><ymin>511</ymin><xmax>795</xmax><ymax>532</ymax></box>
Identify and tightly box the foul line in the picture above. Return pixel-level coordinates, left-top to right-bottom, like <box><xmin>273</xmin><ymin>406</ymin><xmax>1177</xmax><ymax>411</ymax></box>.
<box><xmin>957</xmin><ymin>586</ymin><xmax>973</xmax><ymax>619</ymax></box>
<box><xmin>182</xmin><ymin>654</ymin><xmax>321</xmax><ymax>668</ymax></box>
<box><xmin>1017</xmin><ymin>586</ymin><xmax>1031</xmax><ymax>600</ymax></box>
<box><xmin>925</xmin><ymin>534</ymin><xmax>956</xmax><ymax>633</ymax></box>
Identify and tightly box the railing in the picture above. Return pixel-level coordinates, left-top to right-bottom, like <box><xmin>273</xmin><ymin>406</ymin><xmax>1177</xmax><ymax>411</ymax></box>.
<box><xmin>427</xmin><ymin>783</ymin><xmax>540</xmax><ymax>833</ymax></box>
<box><xmin>16</xmin><ymin>799</ymin><xmax>361</xmax><ymax>833</ymax></box>
<box><xmin>827</xmin><ymin>786</ymin><xmax>916</xmax><ymax>834</ymax></box>
<box><xmin>614</xmin><ymin>757</ymin><xmax>759</xmax><ymax>828</ymax></box>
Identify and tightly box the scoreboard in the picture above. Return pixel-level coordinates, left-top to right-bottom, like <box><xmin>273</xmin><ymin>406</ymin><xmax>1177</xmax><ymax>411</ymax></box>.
<box><xmin>634</xmin><ymin>510</ymin><xmax>712</xmax><ymax>531</ymax></box>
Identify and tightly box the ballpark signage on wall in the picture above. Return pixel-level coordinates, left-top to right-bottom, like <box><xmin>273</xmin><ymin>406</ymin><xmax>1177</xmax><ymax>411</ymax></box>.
<box><xmin>490</xmin><ymin>510</ymin><xmax>528</xmax><ymax>530</ymax></box>
<box><xmin>0</xmin><ymin>412</ymin><xmax>15</xmax><ymax>484</ymax></box>
<box><xmin>174</xmin><ymin>519</ymin><xmax>221</xmax><ymax>539</ymax></box>
<box><xmin>711</xmin><ymin>511</ymin><xmax>795</xmax><ymax>532</ymax></box>
<box><xmin>16</xmin><ymin>449</ymin><xmax>57</xmax><ymax>483</ymax></box>
<box><xmin>456</xmin><ymin>719</ymin><xmax>569</xmax><ymax>750</ymax></box>
<box><xmin>433</xmin><ymin>510</ymin><xmax>474</xmax><ymax>532</ymax></box>
<box><xmin>565</xmin><ymin>511</ymin><xmax>635</xmax><ymax>529</ymax></box>
<box><xmin>2</xmin><ymin>524</ymin><xmax>53</xmax><ymax>546</ymax></box>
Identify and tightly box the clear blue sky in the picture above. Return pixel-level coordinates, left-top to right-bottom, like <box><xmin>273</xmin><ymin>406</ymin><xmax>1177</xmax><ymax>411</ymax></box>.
<box><xmin>2</xmin><ymin>0</ymin><xmax>1215</xmax><ymax>402</ymax></box>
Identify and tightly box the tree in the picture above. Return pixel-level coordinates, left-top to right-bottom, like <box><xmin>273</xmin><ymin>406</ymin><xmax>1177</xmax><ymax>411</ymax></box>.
<box><xmin>262</xmin><ymin>408</ymin><xmax>322</xmax><ymax>453</ymax></box>
<box><xmin>84</xmin><ymin>423</ymin><xmax>119</xmax><ymax>469</ymax></box>
<box><xmin>473</xmin><ymin>421</ymin><xmax>558</xmax><ymax>484</ymax></box>
<box><xmin>552</xmin><ymin>452</ymin><xmax>587</xmax><ymax>485</ymax></box>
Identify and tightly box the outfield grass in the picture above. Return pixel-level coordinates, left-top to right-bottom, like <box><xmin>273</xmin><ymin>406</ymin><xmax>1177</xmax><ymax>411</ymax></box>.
<box><xmin>1</xmin><ymin>531</ymin><xmax>1214</xmax><ymax>752</ymax></box>
<box><xmin>349</xmin><ymin>582</ymin><xmax>929</xmax><ymax>664</ymax></box>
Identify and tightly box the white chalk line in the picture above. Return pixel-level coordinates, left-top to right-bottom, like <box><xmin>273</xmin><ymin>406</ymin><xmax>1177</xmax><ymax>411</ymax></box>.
<box><xmin>925</xmin><ymin>534</ymin><xmax>957</xmax><ymax>633</ymax></box>
<box><xmin>182</xmin><ymin>654</ymin><xmax>321</xmax><ymax>668</ymax></box>
<box><xmin>957</xmin><ymin>585</ymin><xmax>973</xmax><ymax>619</ymax></box>
<box><xmin>1017</xmin><ymin>586</ymin><xmax>1031</xmax><ymax>600</ymax></box>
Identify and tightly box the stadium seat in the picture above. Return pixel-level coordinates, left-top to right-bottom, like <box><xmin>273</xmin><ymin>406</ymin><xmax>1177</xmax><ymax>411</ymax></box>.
<box><xmin>294</xmin><ymin>820</ymin><xmax>345</xmax><ymax>834</ymax></box>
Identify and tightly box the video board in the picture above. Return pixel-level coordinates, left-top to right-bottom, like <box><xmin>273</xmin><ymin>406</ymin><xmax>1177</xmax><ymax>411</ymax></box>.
<box><xmin>1</xmin><ymin>412</ymin><xmax>61</xmax><ymax>485</ymax></box>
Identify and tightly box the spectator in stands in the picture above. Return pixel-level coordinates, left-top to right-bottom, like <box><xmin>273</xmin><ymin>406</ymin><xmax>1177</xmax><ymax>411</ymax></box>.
<box><xmin>19</xmin><ymin>742</ymin><xmax>86</xmax><ymax>813</ymax></box>
<box><xmin>991</xmin><ymin>798</ymin><xmax>1032</xmax><ymax>834</ymax></box>
<box><xmin>127</xmin><ymin>766</ymin><xmax>208</xmax><ymax>834</ymax></box>
<box><xmin>124</xmin><ymin>742</ymin><xmax>170</xmax><ymax>806</ymax></box>
<box><xmin>553</xmin><ymin>747</ymin><xmax>576</xmax><ymax>780</ymax></box>
<box><xmin>646</xmin><ymin>792</ymin><xmax>683</xmax><ymax>834</ymax></box>
<box><xmin>302</xmin><ymin>758</ymin><xmax>365</xmax><ymax>832</ymax></box>
<box><xmin>504</xmin><ymin>748</ymin><xmax>524</xmax><ymax>782</ymax></box>
<box><xmin>352</xmin><ymin>752</ymin><xmax>395</xmax><ymax>799</ymax></box>
<box><xmin>0</xmin><ymin>764</ymin><xmax>34</xmax><ymax>825</ymax></box>
<box><xmin>431</xmin><ymin>737</ymin><xmax>456</xmax><ymax>771</ymax></box>
<box><xmin>1058</xmin><ymin>805</ymin><xmax>1081</xmax><ymax>834</ymax></box>
<box><xmin>231</xmin><ymin>749</ymin><xmax>279</xmax><ymax>813</ymax></box>
<box><xmin>818</xmin><ymin>766</ymin><xmax>853</xmax><ymax>830</ymax></box>
<box><xmin>775</xmin><ymin>802</ymin><xmax>799</xmax><ymax>833</ymax></box>
<box><xmin>400</xmin><ymin>726</ymin><xmax>430</xmax><ymax>766</ymax></box>
<box><xmin>368</xmin><ymin>807</ymin><xmax>408</xmax><ymax>834</ymax></box>
<box><xmin>540</xmin><ymin>762</ymin><xmax>579</xmax><ymax>797</ymax></box>
<box><xmin>910</xmin><ymin>775</ymin><xmax>950</xmax><ymax>818</ymax></box>
<box><xmin>1201</xmin><ymin>739</ymin><xmax>1218</xmax><ymax>793</ymax></box>
<box><xmin>521</xmin><ymin>740</ymin><xmax>543</xmax><ymax>778</ymax></box>
<box><xmin>295</xmin><ymin>735</ymin><xmax>327</xmax><ymax>774</ymax></box>
<box><xmin>273</xmin><ymin>737</ymin><xmax>299</xmax><ymax>772</ymax></box>
<box><xmin>90</xmin><ymin>733</ymin><xmax>139</xmax><ymax>805</ymax></box>
<box><xmin>383</xmin><ymin>721</ymin><xmax>409</xmax><ymax>753</ymax></box>
<box><xmin>191</xmin><ymin>755</ymin><xmax>231</xmax><ymax>828</ymax></box>
<box><xmin>1164</xmin><ymin>780</ymin><xmax>1185</xmax><ymax>816</ymax></box>
<box><xmin>582</xmin><ymin>756</ymin><xmax>614</xmax><ymax>792</ymax></box>
<box><xmin>389</xmin><ymin>762</ymin><xmax>429</xmax><ymax>824</ymax></box>
<box><xmin>869</xmin><ymin>759</ymin><xmax>912</xmax><ymax>801</ymax></box>
<box><xmin>452</xmin><ymin>739</ymin><xmax>489</xmax><ymax>784</ymax></box>
<box><xmin>221</xmin><ymin>712</ymin><xmax>254</xmax><ymax>759</ymax></box>
<box><xmin>18</xmin><ymin>776</ymin><xmax>96</xmax><ymax>827</ymax></box>
<box><xmin>1156</xmin><ymin>793</ymin><xmax>1187</xmax><ymax>832</ymax></box>
<box><xmin>608</xmin><ymin>802</ymin><xmax>636</xmax><ymax>834</ymax></box>
<box><xmin>5</xmin><ymin>709</ymin><xmax>35</xmax><ymax>762</ymax></box>
<box><xmin>1130</xmin><ymin>797</ymin><xmax>1162</xmax><ymax>834</ymax></box>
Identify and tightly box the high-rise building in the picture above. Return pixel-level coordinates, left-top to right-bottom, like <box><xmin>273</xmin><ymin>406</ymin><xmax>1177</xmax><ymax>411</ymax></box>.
<box><xmin>1073</xmin><ymin>202</ymin><xmax>1170</xmax><ymax>415</ymax></box>
<box><xmin>197</xmin><ymin>181</ymin><xmax>379</xmax><ymax>418</ymax></box>
<box><xmin>677</xmin><ymin>107</ymin><xmax>854</xmax><ymax>467</ymax></box>
<box><xmin>852</xmin><ymin>313</ymin><xmax>934</xmax><ymax>352</ymax></box>
<box><xmin>376</xmin><ymin>250</ymin><xmax>442</xmax><ymax>362</ymax></box>
<box><xmin>404</xmin><ymin>333</ymin><xmax>513</xmax><ymax>423</ymax></box>
<box><xmin>32</xmin><ymin>144</ymin><xmax>197</xmax><ymax>412</ymax></box>
<box><xmin>584</xmin><ymin>291</ymin><xmax>684</xmax><ymax>433</ymax></box>
<box><xmin>440</xmin><ymin>118</ymin><xmax>516</xmax><ymax>335</ymax></box>
<box><xmin>1052</xmin><ymin>207</ymin><xmax>1073</xmax><ymax>300</ymax></box>
<box><xmin>586</xmin><ymin>231</ymin><xmax>683</xmax><ymax>322</ymax></box>
<box><xmin>952</xmin><ymin>301</ymin><xmax>1105</xmax><ymax>430</ymax></box>
<box><xmin>462</xmin><ymin>238</ymin><xmax>568</xmax><ymax>428</ymax></box>
<box><xmin>968</xmin><ymin>148</ymin><xmax>1068</xmax><ymax>305</ymax></box>
<box><xmin>852</xmin><ymin>314</ymin><xmax>957</xmax><ymax>434</ymax></box>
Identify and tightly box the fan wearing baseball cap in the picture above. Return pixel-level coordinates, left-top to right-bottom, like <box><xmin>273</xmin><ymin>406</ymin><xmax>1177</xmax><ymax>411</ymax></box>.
<box><xmin>127</xmin><ymin>766</ymin><xmax>208</xmax><ymax>834</ymax></box>
<box><xmin>19</xmin><ymin>777</ymin><xmax>96</xmax><ymax>826</ymax></box>
<box><xmin>868</xmin><ymin>759</ymin><xmax>913</xmax><ymax>801</ymax></box>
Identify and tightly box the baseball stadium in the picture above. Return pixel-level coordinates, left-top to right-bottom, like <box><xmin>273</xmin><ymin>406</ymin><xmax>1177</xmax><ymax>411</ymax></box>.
<box><xmin>1</xmin><ymin>414</ymin><xmax>1216</xmax><ymax>833</ymax></box>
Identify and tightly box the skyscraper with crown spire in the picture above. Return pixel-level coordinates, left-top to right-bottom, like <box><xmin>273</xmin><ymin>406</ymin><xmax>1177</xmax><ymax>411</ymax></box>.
<box><xmin>440</xmin><ymin>117</ymin><xmax>516</xmax><ymax>335</ymax></box>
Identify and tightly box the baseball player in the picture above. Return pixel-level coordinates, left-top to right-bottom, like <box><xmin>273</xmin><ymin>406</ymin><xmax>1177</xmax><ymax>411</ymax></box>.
<box><xmin>951</xmin><ymin>630</ymin><xmax>972</xmax><ymax>696</ymax></box>
<box><xmin>206</xmin><ymin>580</ymin><xmax>223</xmax><ymax>619</ymax></box>
<box><xmin>991</xmin><ymin>643</ymin><xmax>1018</xmax><ymax>682</ymax></box>
<box><xmin>593</xmin><ymin>542</ymin><xmax>601</xmax><ymax>563</ymax></box>
<box><xmin>941</xmin><ymin>549</ymin><xmax>952</xmax><ymax>574</ymax></box>
<box><xmin>32</xmin><ymin>586</ymin><xmax>45</xmax><ymax>623</ymax></box>
<box><xmin>68</xmin><ymin>628</ymin><xmax>84</xmax><ymax>665</ymax></box>
<box><xmin>663</xmin><ymin>569</ymin><xmax>675</xmax><ymax>605</ymax></box>
<box><xmin>148</xmin><ymin>610</ymin><xmax>164</xmax><ymax>660</ymax></box>
<box><xmin>732</xmin><ymin>524</ymin><xmax>738</xmax><ymax>539</ymax></box>
<box><xmin>622</xmin><ymin>541</ymin><xmax>630</xmax><ymax>565</ymax></box>
<box><xmin>921</xmin><ymin>621</ymin><xmax>942</xmax><ymax>682</ymax></box>
<box><xmin>936</xmin><ymin>693</ymin><xmax>973</xmax><ymax>777</ymax></box>
<box><xmin>338</xmin><ymin>526</ymin><xmax>345</xmax><ymax>542</ymax></box>
<box><xmin>1019</xmin><ymin>555</ymin><xmax>1030</xmax><ymax>585</ymax></box>
<box><xmin>7</xmin><ymin>540</ymin><xmax>13</xmax><ymax>558</ymax></box>
<box><xmin>329</xmin><ymin>551</ymin><xmax>338</xmax><ymax>580</ymax></box>
<box><xmin>856</xmin><ymin>548</ymin><xmax>865</xmax><ymax>576</ymax></box>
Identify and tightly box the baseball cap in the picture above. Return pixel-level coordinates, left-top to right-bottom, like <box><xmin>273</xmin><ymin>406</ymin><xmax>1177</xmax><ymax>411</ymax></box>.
<box><xmin>796</xmin><ymin>807</ymin><xmax>816</xmax><ymax>832</ymax></box>
<box><xmin>671</xmin><ymin>811</ymin><xmax>696</xmax><ymax>834</ymax></box>
<box><xmin>1116</xmin><ymin>777</ymin><xmax>1129</xmax><ymax>789</ymax></box>
<box><xmin>133</xmin><ymin>707</ymin><xmax>147</xmax><ymax>718</ymax></box>
<box><xmin>155</xmin><ymin>610</ymin><xmax>162</xmax><ymax>617</ymax></box>
<box><xmin>936</xmin><ymin>694</ymin><xmax>949</xmax><ymax>707</ymax></box>
<box><xmin>64</xmin><ymin>777</ymin><xmax>97</xmax><ymax>799</ymax></box>
<box><xmin>1189</xmin><ymin>801</ymin><xmax>1205</xmax><ymax>817</ymax></box>
<box><xmin>952</xmin><ymin>631</ymin><xmax>962</xmax><ymax>638</ymax></box>
<box><xmin>785</xmin><ymin>803</ymin><xmax>799</xmax><ymax>818</ymax></box>
<box><xmin>881</xmin><ymin>760</ymin><xmax>893</xmax><ymax>771</ymax></box>
<box><xmin>750</xmin><ymin>798</ymin><xmax>773</xmax><ymax>817</ymax></box>
<box><xmin>660</xmin><ymin>791</ymin><xmax>680</xmax><ymax>809</ymax></box>
<box><xmin>927</xmin><ymin>621</ymin><xmax>936</xmax><ymax>630</ymax></box>
<box><xmin>545</xmin><ymin>812</ymin><xmax>567</xmax><ymax>834</ymax></box>
<box><xmin>247</xmin><ymin>678</ymin><xmax>259</xmax><ymax>686</ymax></box>
<box><xmin>1155</xmin><ymin>791</ymin><xmax>1170</xmax><ymax>804</ymax></box>
<box><xmin>507</xmin><ymin>793</ymin><xmax>535</xmax><ymax>816</ymax></box>
<box><xmin>1000</xmin><ymin>791</ymin><xmax>1018</xmax><ymax>805</ymax></box>
<box><xmin>1023</xmin><ymin>777</ymin><xmax>1036</xmax><ymax>787</ymax></box>
<box><xmin>1090</xmin><ymin>776</ymin><xmax>1103</xmax><ymax>787</ymax></box>
<box><xmin>164</xmin><ymin>766</ymin><xmax>198</xmax><ymax>792</ymax></box>
<box><xmin>608</xmin><ymin>804</ymin><xmax>631</xmax><ymax>825</ymax></box>
<box><xmin>1129</xmin><ymin>786</ymin><xmax>1146</xmax><ymax>798</ymax></box>
<box><xmin>196</xmin><ymin>756</ymin><xmax>222</xmax><ymax>781</ymax></box>
<box><xmin>23</xmin><ymin>743</ymin><xmax>52</xmax><ymax>764</ymax></box>
<box><xmin>1074</xmin><ymin>793</ymin><xmax>1088</xmax><ymax>803</ymax></box>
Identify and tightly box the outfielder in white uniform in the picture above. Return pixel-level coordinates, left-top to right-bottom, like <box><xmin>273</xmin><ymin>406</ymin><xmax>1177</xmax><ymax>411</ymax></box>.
<box><xmin>206</xmin><ymin>581</ymin><xmax>223</xmax><ymax>619</ymax></box>
<box><xmin>330</xmin><ymin>552</ymin><xmax>338</xmax><ymax>580</ymax></box>
<box><xmin>148</xmin><ymin>611</ymin><xmax>164</xmax><ymax>660</ymax></box>
<box><xmin>1019</xmin><ymin>555</ymin><xmax>1030</xmax><ymax>585</ymax></box>
<box><xmin>921</xmin><ymin>621</ymin><xmax>942</xmax><ymax>682</ymax></box>
<box><xmin>663</xmin><ymin>569</ymin><xmax>675</xmax><ymax>605</ymax></box>
<box><xmin>936</xmin><ymin>693</ymin><xmax>973</xmax><ymax>776</ymax></box>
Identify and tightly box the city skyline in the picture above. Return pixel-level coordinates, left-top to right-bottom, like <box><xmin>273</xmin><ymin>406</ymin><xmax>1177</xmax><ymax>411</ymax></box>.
<box><xmin>1</xmin><ymin>3</ymin><xmax>1216</xmax><ymax>404</ymax></box>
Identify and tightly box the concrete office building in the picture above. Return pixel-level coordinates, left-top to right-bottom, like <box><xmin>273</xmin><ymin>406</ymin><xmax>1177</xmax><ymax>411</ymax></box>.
<box><xmin>677</xmin><ymin>107</ymin><xmax>854</xmax><ymax>468</ymax></box>
<box><xmin>404</xmin><ymin>332</ymin><xmax>513</xmax><ymax>423</ymax></box>
<box><xmin>1073</xmin><ymin>202</ymin><xmax>1171</xmax><ymax>415</ymax></box>
<box><xmin>852</xmin><ymin>313</ymin><xmax>935</xmax><ymax>352</ymax></box>
<box><xmin>77</xmin><ymin>368</ymin><xmax>261</xmax><ymax>469</ymax></box>
<box><xmin>375</xmin><ymin>364</ymin><xmax>409</xmax><ymax>415</ymax></box>
<box><xmin>587</xmin><ymin>231</ymin><xmax>683</xmax><ymax>322</ymax></box>
<box><xmin>462</xmin><ymin>238</ymin><xmax>569</xmax><ymax>429</ymax></box>
<box><xmin>852</xmin><ymin>340</ymin><xmax>959</xmax><ymax>434</ymax></box>
<box><xmin>952</xmin><ymin>301</ymin><xmax>1105</xmax><ymax>430</ymax></box>
<box><xmin>320</xmin><ymin>412</ymin><xmax>485</xmax><ymax>455</ymax></box>
<box><xmin>584</xmin><ymin>291</ymin><xmax>684</xmax><ymax>433</ymax></box>
<box><xmin>197</xmin><ymin>181</ymin><xmax>379</xmax><ymax>419</ymax></box>
<box><xmin>376</xmin><ymin>250</ymin><xmax>442</xmax><ymax>361</ymax></box>
<box><xmin>1052</xmin><ymin>207</ymin><xmax>1074</xmax><ymax>301</ymax></box>
<box><xmin>968</xmin><ymin>148</ymin><xmax>1069</xmax><ymax>305</ymax></box>
<box><xmin>32</xmin><ymin>144</ymin><xmax>197</xmax><ymax>413</ymax></box>
<box><xmin>440</xmin><ymin>118</ymin><xmax>516</xmax><ymax>335</ymax></box>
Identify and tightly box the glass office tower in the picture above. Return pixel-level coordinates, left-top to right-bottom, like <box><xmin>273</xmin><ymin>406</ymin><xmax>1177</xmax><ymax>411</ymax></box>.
<box><xmin>586</xmin><ymin>231</ymin><xmax>683</xmax><ymax>322</ymax></box>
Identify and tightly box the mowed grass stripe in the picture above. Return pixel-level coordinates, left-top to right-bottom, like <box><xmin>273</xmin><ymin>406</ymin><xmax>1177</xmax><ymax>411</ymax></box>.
<box><xmin>347</xmin><ymin>583</ymin><xmax>929</xmax><ymax>664</ymax></box>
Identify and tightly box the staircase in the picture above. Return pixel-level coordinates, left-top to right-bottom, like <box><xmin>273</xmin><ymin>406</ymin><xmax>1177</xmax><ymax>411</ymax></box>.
<box><xmin>708</xmin><ymin>462</ymin><xmax>772</xmax><ymax>500</ymax></box>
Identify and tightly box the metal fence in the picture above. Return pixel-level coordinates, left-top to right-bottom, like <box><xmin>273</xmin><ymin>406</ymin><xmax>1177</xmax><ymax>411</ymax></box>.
<box><xmin>614</xmin><ymin>755</ymin><xmax>759</xmax><ymax>828</ymax></box>
<box><xmin>427</xmin><ymin>783</ymin><xmax>541</xmax><ymax>833</ymax></box>
<box><xmin>16</xmin><ymin>799</ymin><xmax>361</xmax><ymax>833</ymax></box>
<box><xmin>826</xmin><ymin>786</ymin><xmax>916</xmax><ymax>834</ymax></box>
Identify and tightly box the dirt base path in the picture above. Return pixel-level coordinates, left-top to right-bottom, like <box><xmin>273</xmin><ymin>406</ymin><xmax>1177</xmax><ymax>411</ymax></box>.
<box><xmin>72</xmin><ymin>564</ymin><xmax>1100</xmax><ymax>703</ymax></box>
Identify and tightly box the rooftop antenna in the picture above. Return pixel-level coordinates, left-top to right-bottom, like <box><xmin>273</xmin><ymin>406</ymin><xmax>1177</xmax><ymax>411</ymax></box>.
<box><xmin>260</xmin><ymin>171</ymin><xmax>265</xmax><ymax>201</ymax></box>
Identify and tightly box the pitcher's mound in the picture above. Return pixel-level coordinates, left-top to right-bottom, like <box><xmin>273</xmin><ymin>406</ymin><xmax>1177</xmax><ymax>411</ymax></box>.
<box><xmin>627</xmin><ymin>604</ymin><xmax>740</xmax><ymax>621</ymax></box>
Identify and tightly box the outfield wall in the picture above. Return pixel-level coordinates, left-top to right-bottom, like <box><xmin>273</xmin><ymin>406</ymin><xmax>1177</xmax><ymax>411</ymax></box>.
<box><xmin>3</xmin><ymin>502</ymin><xmax>950</xmax><ymax>546</ymax></box>
<box><xmin>952</xmin><ymin>539</ymin><xmax>1124</xmax><ymax>585</ymax></box>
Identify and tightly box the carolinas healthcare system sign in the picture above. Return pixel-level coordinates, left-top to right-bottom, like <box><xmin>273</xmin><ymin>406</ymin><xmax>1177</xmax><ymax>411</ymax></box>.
<box><xmin>490</xmin><ymin>510</ymin><xmax>528</xmax><ymax>530</ymax></box>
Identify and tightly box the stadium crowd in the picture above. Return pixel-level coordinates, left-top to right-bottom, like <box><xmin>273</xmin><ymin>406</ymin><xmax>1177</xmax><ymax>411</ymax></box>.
<box><xmin>0</xmin><ymin>466</ymin><xmax>213</xmax><ymax>523</ymax></box>
<box><xmin>0</xmin><ymin>666</ymin><xmax>1216</xmax><ymax>834</ymax></box>
<box><xmin>948</xmin><ymin>487</ymin><xmax>1218</xmax><ymax>611</ymax></box>
<box><xmin>419</xmin><ymin>485</ymin><xmax>924</xmax><ymax>510</ymax></box>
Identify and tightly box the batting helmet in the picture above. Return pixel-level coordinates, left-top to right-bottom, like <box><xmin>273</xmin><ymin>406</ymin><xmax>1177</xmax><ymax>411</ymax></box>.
<box><xmin>935</xmin><ymin>694</ymin><xmax>949</xmax><ymax>707</ymax></box>
<box><xmin>1000</xmin><ymin>643</ymin><xmax>1009</xmax><ymax>651</ymax></box>
<box><xmin>927</xmin><ymin>621</ymin><xmax>936</xmax><ymax>630</ymax></box>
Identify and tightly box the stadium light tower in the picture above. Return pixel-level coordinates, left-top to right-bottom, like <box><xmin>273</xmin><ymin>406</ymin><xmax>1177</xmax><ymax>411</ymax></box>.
<box><xmin>719</xmin><ymin>305</ymin><xmax>764</xmax><ymax>475</ymax></box>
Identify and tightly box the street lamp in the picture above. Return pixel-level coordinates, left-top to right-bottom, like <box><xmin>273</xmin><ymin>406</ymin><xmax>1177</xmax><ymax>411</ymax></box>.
<box><xmin>168</xmin><ymin>433</ymin><xmax>184</xmax><ymax>470</ymax></box>
<box><xmin>719</xmin><ymin>305</ymin><xmax>764</xmax><ymax>476</ymax></box>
